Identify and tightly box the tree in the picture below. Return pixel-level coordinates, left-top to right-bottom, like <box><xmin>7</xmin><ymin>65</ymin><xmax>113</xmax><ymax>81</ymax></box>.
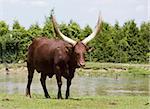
<box><xmin>0</xmin><ymin>21</ymin><xmax>9</xmax><ymax>36</ymax></box>
<box><xmin>112</xmin><ymin>21</ymin><xmax>129</xmax><ymax>63</ymax></box>
<box><xmin>11</xmin><ymin>20</ymin><xmax>28</xmax><ymax>61</ymax></box>
<box><xmin>59</xmin><ymin>23</ymin><xmax>71</xmax><ymax>38</ymax></box>
<box><xmin>42</xmin><ymin>15</ymin><xmax>55</xmax><ymax>38</ymax></box>
<box><xmin>0</xmin><ymin>33</ymin><xmax>18</xmax><ymax>63</ymax></box>
<box><xmin>81</xmin><ymin>25</ymin><xmax>92</xmax><ymax>40</ymax></box>
<box><xmin>122</xmin><ymin>20</ymin><xmax>140</xmax><ymax>63</ymax></box>
<box><xmin>88</xmin><ymin>22</ymin><xmax>113</xmax><ymax>62</ymax></box>
<box><xmin>68</xmin><ymin>20</ymin><xmax>82</xmax><ymax>40</ymax></box>
<box><xmin>139</xmin><ymin>22</ymin><xmax>150</xmax><ymax>63</ymax></box>
<box><xmin>28</xmin><ymin>23</ymin><xmax>42</xmax><ymax>39</ymax></box>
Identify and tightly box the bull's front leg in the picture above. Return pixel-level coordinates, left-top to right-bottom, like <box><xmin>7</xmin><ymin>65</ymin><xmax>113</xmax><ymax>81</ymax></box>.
<box><xmin>66</xmin><ymin>79</ymin><xmax>71</xmax><ymax>99</ymax></box>
<box><xmin>56</xmin><ymin>74</ymin><xmax>63</xmax><ymax>99</ymax></box>
<box><xmin>65</xmin><ymin>68</ymin><xmax>74</xmax><ymax>99</ymax></box>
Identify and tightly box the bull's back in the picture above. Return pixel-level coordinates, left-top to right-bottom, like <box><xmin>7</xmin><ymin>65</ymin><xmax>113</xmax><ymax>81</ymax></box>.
<box><xmin>27</xmin><ymin>37</ymin><xmax>71</xmax><ymax>73</ymax></box>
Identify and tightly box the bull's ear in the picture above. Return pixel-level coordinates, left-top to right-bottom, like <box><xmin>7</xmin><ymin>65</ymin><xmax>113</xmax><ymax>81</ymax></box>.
<box><xmin>87</xmin><ymin>46</ymin><xmax>95</xmax><ymax>52</ymax></box>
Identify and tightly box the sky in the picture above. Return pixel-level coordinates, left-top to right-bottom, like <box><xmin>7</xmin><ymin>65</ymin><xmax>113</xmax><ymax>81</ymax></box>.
<box><xmin>0</xmin><ymin>0</ymin><xmax>149</xmax><ymax>29</ymax></box>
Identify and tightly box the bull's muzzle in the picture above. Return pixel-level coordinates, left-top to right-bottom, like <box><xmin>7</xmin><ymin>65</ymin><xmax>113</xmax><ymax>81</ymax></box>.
<box><xmin>78</xmin><ymin>62</ymin><xmax>85</xmax><ymax>68</ymax></box>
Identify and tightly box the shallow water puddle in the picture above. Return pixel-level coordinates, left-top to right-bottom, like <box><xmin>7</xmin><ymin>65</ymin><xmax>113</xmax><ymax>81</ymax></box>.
<box><xmin>0</xmin><ymin>70</ymin><xmax>149</xmax><ymax>96</ymax></box>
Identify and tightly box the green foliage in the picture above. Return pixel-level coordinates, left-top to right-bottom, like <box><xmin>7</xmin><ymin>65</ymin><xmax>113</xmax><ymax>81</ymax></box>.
<box><xmin>139</xmin><ymin>22</ymin><xmax>150</xmax><ymax>62</ymax></box>
<box><xmin>0</xmin><ymin>33</ymin><xmax>18</xmax><ymax>63</ymax></box>
<box><xmin>0</xmin><ymin>21</ymin><xmax>9</xmax><ymax>36</ymax></box>
<box><xmin>81</xmin><ymin>25</ymin><xmax>92</xmax><ymax>40</ymax></box>
<box><xmin>68</xmin><ymin>20</ymin><xmax>82</xmax><ymax>40</ymax></box>
<box><xmin>0</xmin><ymin>14</ymin><xmax>149</xmax><ymax>63</ymax></box>
<box><xmin>59</xmin><ymin>20</ymin><xmax>82</xmax><ymax>41</ymax></box>
<box><xmin>12</xmin><ymin>21</ymin><xmax>29</xmax><ymax>61</ymax></box>
<box><xmin>28</xmin><ymin>23</ymin><xmax>42</xmax><ymax>39</ymax></box>
<box><xmin>87</xmin><ymin>20</ymin><xmax>149</xmax><ymax>63</ymax></box>
<box><xmin>42</xmin><ymin>15</ymin><xmax>55</xmax><ymax>38</ymax></box>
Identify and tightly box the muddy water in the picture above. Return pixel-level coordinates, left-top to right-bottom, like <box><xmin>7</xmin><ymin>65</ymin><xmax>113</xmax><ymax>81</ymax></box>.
<box><xmin>0</xmin><ymin>69</ymin><xmax>149</xmax><ymax>97</ymax></box>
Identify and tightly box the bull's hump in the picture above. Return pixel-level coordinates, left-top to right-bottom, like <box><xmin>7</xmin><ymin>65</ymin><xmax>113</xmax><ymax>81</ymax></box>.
<box><xmin>56</xmin><ymin>47</ymin><xmax>64</xmax><ymax>55</ymax></box>
<box><xmin>54</xmin><ymin>47</ymin><xmax>69</xmax><ymax>61</ymax></box>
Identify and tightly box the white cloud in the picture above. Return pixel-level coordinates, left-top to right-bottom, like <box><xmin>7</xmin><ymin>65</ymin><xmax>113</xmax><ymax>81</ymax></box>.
<box><xmin>148</xmin><ymin>0</ymin><xmax>150</xmax><ymax>20</ymax></box>
<box><xmin>101</xmin><ymin>0</ymin><xmax>113</xmax><ymax>4</ymax></box>
<box><xmin>136</xmin><ymin>5</ymin><xmax>145</xmax><ymax>12</ymax></box>
<box><xmin>0</xmin><ymin>0</ymin><xmax>21</xmax><ymax>3</ymax></box>
<box><xmin>9</xmin><ymin>0</ymin><xmax>20</xmax><ymax>3</ymax></box>
<box><xmin>29</xmin><ymin>0</ymin><xmax>48</xmax><ymax>7</ymax></box>
<box><xmin>94</xmin><ymin>0</ymin><xmax>113</xmax><ymax>5</ymax></box>
<box><xmin>1</xmin><ymin>0</ymin><xmax>48</xmax><ymax>7</ymax></box>
<box><xmin>0</xmin><ymin>0</ymin><xmax>3</xmax><ymax>19</ymax></box>
<box><xmin>88</xmin><ymin>7</ymin><xmax>98</xmax><ymax>13</ymax></box>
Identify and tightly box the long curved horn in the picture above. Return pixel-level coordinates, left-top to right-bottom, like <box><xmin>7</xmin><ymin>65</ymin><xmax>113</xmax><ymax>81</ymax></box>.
<box><xmin>82</xmin><ymin>14</ymin><xmax>102</xmax><ymax>45</ymax></box>
<box><xmin>51</xmin><ymin>15</ymin><xmax>77</xmax><ymax>45</ymax></box>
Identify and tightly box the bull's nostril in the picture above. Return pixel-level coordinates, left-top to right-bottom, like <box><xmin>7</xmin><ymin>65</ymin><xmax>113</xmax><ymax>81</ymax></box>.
<box><xmin>77</xmin><ymin>63</ymin><xmax>85</xmax><ymax>67</ymax></box>
<box><xmin>80</xmin><ymin>63</ymin><xmax>85</xmax><ymax>67</ymax></box>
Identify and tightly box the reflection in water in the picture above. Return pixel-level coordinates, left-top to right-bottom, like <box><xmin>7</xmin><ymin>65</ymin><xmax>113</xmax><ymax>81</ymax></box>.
<box><xmin>0</xmin><ymin>71</ymin><xmax>149</xmax><ymax>96</ymax></box>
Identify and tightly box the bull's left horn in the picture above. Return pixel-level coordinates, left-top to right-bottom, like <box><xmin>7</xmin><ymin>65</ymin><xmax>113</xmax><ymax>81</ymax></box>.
<box><xmin>51</xmin><ymin>15</ymin><xmax>77</xmax><ymax>45</ymax></box>
<box><xmin>82</xmin><ymin>14</ymin><xmax>102</xmax><ymax>45</ymax></box>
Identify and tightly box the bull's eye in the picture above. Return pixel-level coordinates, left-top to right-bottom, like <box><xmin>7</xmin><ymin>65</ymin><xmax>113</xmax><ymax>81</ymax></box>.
<box><xmin>75</xmin><ymin>53</ymin><xmax>80</xmax><ymax>58</ymax></box>
<box><xmin>76</xmin><ymin>53</ymin><xmax>79</xmax><ymax>56</ymax></box>
<box><xmin>83</xmin><ymin>53</ymin><xmax>85</xmax><ymax>57</ymax></box>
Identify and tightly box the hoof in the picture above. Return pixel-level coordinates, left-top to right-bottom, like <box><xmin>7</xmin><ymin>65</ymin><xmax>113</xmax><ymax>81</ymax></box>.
<box><xmin>26</xmin><ymin>90</ymin><xmax>31</xmax><ymax>98</ymax></box>
<box><xmin>58</xmin><ymin>96</ymin><xmax>63</xmax><ymax>99</ymax></box>
<box><xmin>45</xmin><ymin>95</ymin><xmax>51</xmax><ymax>98</ymax></box>
<box><xmin>65</xmin><ymin>97</ymin><xmax>69</xmax><ymax>99</ymax></box>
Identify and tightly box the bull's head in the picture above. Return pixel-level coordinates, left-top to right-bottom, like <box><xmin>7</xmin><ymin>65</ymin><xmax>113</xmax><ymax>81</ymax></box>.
<box><xmin>51</xmin><ymin>14</ymin><xmax>102</xmax><ymax>67</ymax></box>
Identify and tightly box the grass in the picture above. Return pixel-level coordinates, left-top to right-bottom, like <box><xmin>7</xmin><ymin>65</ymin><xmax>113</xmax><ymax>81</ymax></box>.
<box><xmin>0</xmin><ymin>62</ymin><xmax>149</xmax><ymax>77</ymax></box>
<box><xmin>76</xmin><ymin>62</ymin><xmax>150</xmax><ymax>76</ymax></box>
<box><xmin>0</xmin><ymin>94</ymin><xmax>149</xmax><ymax>109</ymax></box>
<box><xmin>0</xmin><ymin>62</ymin><xmax>149</xmax><ymax>74</ymax></box>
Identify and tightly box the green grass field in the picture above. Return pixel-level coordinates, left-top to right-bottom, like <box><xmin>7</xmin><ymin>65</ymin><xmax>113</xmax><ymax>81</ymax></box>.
<box><xmin>0</xmin><ymin>94</ymin><xmax>149</xmax><ymax>109</ymax></box>
<box><xmin>77</xmin><ymin>62</ymin><xmax>150</xmax><ymax>76</ymax></box>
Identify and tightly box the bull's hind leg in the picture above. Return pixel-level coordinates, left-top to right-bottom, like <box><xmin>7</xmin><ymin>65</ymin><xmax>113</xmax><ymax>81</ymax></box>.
<box><xmin>26</xmin><ymin>64</ymin><xmax>34</xmax><ymax>98</ymax></box>
<box><xmin>40</xmin><ymin>73</ymin><xmax>50</xmax><ymax>98</ymax></box>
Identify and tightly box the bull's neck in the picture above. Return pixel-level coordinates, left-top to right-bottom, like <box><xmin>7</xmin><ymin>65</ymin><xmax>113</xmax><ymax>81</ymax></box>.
<box><xmin>69</xmin><ymin>52</ymin><xmax>79</xmax><ymax>69</ymax></box>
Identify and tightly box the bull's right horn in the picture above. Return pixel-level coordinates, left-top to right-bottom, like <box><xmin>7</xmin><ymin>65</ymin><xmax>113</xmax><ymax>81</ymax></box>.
<box><xmin>82</xmin><ymin>14</ymin><xmax>102</xmax><ymax>45</ymax></box>
<box><xmin>51</xmin><ymin>15</ymin><xmax>77</xmax><ymax>45</ymax></box>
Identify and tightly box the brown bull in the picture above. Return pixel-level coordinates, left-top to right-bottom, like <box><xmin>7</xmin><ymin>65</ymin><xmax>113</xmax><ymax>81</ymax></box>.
<box><xmin>26</xmin><ymin>14</ymin><xmax>102</xmax><ymax>99</ymax></box>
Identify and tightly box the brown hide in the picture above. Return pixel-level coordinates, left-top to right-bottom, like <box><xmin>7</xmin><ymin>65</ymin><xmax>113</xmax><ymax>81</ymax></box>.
<box><xmin>27</xmin><ymin>37</ymin><xmax>73</xmax><ymax>76</ymax></box>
